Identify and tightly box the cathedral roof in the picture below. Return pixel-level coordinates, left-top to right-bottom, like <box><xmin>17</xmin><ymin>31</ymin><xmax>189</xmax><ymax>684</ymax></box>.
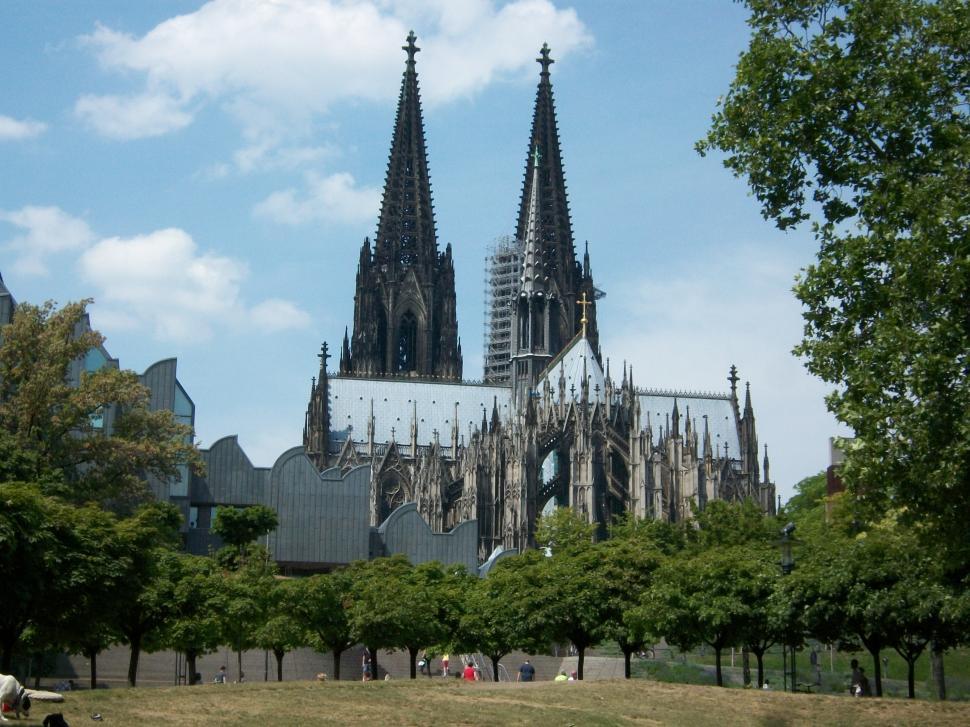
<box><xmin>537</xmin><ymin>333</ymin><xmax>605</xmax><ymax>403</ymax></box>
<box><xmin>638</xmin><ymin>391</ymin><xmax>740</xmax><ymax>455</ymax></box>
<box><xmin>328</xmin><ymin>376</ymin><xmax>511</xmax><ymax>454</ymax></box>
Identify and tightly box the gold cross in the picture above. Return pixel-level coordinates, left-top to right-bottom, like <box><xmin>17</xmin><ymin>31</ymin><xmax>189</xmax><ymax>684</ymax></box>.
<box><xmin>577</xmin><ymin>291</ymin><xmax>591</xmax><ymax>338</ymax></box>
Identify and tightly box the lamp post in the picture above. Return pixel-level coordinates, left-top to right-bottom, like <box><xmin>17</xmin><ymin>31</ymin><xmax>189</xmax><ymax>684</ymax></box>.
<box><xmin>777</xmin><ymin>522</ymin><xmax>796</xmax><ymax>691</ymax></box>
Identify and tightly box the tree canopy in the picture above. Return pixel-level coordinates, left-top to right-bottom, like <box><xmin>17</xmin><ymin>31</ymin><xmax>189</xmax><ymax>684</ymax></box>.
<box><xmin>699</xmin><ymin>0</ymin><xmax>970</xmax><ymax>569</ymax></box>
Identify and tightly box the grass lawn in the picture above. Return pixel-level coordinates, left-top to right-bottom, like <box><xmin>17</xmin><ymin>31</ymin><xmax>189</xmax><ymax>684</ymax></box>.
<box><xmin>20</xmin><ymin>678</ymin><xmax>970</xmax><ymax>726</ymax></box>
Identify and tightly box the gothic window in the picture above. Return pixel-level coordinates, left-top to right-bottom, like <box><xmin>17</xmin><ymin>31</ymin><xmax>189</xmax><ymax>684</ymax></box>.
<box><xmin>396</xmin><ymin>311</ymin><xmax>418</xmax><ymax>372</ymax></box>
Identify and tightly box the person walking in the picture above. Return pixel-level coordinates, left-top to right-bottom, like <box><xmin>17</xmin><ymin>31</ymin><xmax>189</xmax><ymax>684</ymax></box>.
<box><xmin>441</xmin><ymin>653</ymin><xmax>450</xmax><ymax>678</ymax></box>
<box><xmin>517</xmin><ymin>660</ymin><xmax>535</xmax><ymax>682</ymax></box>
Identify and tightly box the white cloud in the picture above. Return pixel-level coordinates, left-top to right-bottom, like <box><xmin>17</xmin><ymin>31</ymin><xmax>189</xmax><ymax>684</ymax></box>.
<box><xmin>78</xmin><ymin>227</ymin><xmax>310</xmax><ymax>341</ymax></box>
<box><xmin>0</xmin><ymin>206</ymin><xmax>95</xmax><ymax>276</ymax></box>
<box><xmin>74</xmin><ymin>92</ymin><xmax>192</xmax><ymax>139</ymax></box>
<box><xmin>250</xmin><ymin>299</ymin><xmax>313</xmax><ymax>331</ymax></box>
<box><xmin>0</xmin><ymin>114</ymin><xmax>48</xmax><ymax>141</ymax></box>
<box><xmin>253</xmin><ymin>171</ymin><xmax>380</xmax><ymax>226</ymax></box>
<box><xmin>76</xmin><ymin>0</ymin><xmax>592</xmax><ymax>152</ymax></box>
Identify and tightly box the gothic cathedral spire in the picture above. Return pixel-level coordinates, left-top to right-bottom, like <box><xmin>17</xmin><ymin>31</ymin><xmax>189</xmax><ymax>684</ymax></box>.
<box><xmin>341</xmin><ymin>31</ymin><xmax>462</xmax><ymax>380</ymax></box>
<box><xmin>515</xmin><ymin>43</ymin><xmax>599</xmax><ymax>359</ymax></box>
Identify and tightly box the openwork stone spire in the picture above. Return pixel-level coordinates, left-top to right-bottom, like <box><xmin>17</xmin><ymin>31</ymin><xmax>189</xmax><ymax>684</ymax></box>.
<box><xmin>373</xmin><ymin>30</ymin><xmax>438</xmax><ymax>271</ymax></box>
<box><xmin>338</xmin><ymin>32</ymin><xmax>461</xmax><ymax>380</ymax></box>
<box><xmin>515</xmin><ymin>43</ymin><xmax>599</xmax><ymax>357</ymax></box>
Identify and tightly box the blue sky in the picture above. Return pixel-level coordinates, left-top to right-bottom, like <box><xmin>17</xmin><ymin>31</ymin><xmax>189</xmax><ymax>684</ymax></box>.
<box><xmin>0</xmin><ymin>1</ymin><xmax>848</xmax><ymax>502</ymax></box>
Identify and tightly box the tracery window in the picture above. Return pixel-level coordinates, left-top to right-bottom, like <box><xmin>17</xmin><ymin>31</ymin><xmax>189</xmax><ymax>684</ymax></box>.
<box><xmin>396</xmin><ymin>311</ymin><xmax>418</xmax><ymax>372</ymax></box>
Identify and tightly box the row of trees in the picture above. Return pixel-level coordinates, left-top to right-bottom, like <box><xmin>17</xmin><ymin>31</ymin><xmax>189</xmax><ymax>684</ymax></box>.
<box><xmin>10</xmin><ymin>477</ymin><xmax>967</xmax><ymax>698</ymax></box>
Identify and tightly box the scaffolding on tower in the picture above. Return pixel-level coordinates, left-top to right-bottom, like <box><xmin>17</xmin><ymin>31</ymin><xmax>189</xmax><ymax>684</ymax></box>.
<box><xmin>483</xmin><ymin>235</ymin><xmax>524</xmax><ymax>384</ymax></box>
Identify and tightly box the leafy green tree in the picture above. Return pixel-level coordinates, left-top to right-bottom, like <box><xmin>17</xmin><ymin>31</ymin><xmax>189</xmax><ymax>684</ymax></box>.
<box><xmin>0</xmin><ymin>483</ymin><xmax>67</xmax><ymax>672</ymax></box>
<box><xmin>530</xmin><ymin>543</ymin><xmax>612</xmax><ymax>680</ymax></box>
<box><xmin>597</xmin><ymin>532</ymin><xmax>665</xmax><ymax>678</ymax></box>
<box><xmin>219</xmin><ymin>557</ymin><xmax>277</xmax><ymax>682</ymax></box>
<box><xmin>212</xmin><ymin>505</ymin><xmax>278</xmax><ymax>565</ymax></box>
<box><xmin>690</xmin><ymin>499</ymin><xmax>778</xmax><ymax>550</ymax></box>
<box><xmin>346</xmin><ymin>555</ymin><xmax>413</xmax><ymax>679</ymax></box>
<box><xmin>0</xmin><ymin>300</ymin><xmax>200</xmax><ymax>504</ymax></box>
<box><xmin>255</xmin><ymin>579</ymin><xmax>306</xmax><ymax>682</ymax></box>
<box><xmin>460</xmin><ymin>558</ymin><xmax>539</xmax><ymax>681</ymax></box>
<box><xmin>285</xmin><ymin>572</ymin><xmax>355</xmax><ymax>680</ymax></box>
<box><xmin>116</xmin><ymin>547</ymin><xmax>182</xmax><ymax>687</ymax></box>
<box><xmin>535</xmin><ymin>506</ymin><xmax>597</xmax><ymax>553</ymax></box>
<box><xmin>163</xmin><ymin>554</ymin><xmax>227</xmax><ymax>685</ymax></box>
<box><xmin>634</xmin><ymin>546</ymin><xmax>776</xmax><ymax>687</ymax></box>
<box><xmin>699</xmin><ymin>0</ymin><xmax>970</xmax><ymax>567</ymax></box>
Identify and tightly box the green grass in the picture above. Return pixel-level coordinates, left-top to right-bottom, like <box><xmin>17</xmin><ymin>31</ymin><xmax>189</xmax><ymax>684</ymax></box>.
<box><xmin>18</xmin><ymin>677</ymin><xmax>970</xmax><ymax>726</ymax></box>
<box><xmin>589</xmin><ymin>643</ymin><xmax>970</xmax><ymax>699</ymax></box>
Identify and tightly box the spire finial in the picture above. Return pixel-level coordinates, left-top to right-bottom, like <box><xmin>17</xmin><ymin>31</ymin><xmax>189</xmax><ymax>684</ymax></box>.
<box><xmin>577</xmin><ymin>291</ymin><xmax>591</xmax><ymax>337</ymax></box>
<box><xmin>403</xmin><ymin>30</ymin><xmax>419</xmax><ymax>65</ymax></box>
<box><xmin>728</xmin><ymin>364</ymin><xmax>739</xmax><ymax>395</ymax></box>
<box><xmin>537</xmin><ymin>42</ymin><xmax>554</xmax><ymax>75</ymax></box>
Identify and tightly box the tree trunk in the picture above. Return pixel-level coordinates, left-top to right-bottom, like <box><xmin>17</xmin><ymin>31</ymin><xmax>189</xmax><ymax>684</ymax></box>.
<box><xmin>127</xmin><ymin>632</ymin><xmax>142</xmax><ymax>687</ymax></box>
<box><xmin>187</xmin><ymin>652</ymin><xmax>198</xmax><ymax>685</ymax></box>
<box><xmin>274</xmin><ymin>649</ymin><xmax>285</xmax><ymax>682</ymax></box>
<box><xmin>408</xmin><ymin>646</ymin><xmax>418</xmax><ymax>679</ymax></box>
<box><xmin>752</xmin><ymin>648</ymin><xmax>765</xmax><ymax>688</ymax></box>
<box><xmin>907</xmin><ymin>656</ymin><xmax>915</xmax><ymax>699</ymax></box>
<box><xmin>715</xmin><ymin>647</ymin><xmax>723</xmax><ymax>687</ymax></box>
<box><xmin>870</xmin><ymin>647</ymin><xmax>882</xmax><ymax>697</ymax></box>
<box><xmin>331</xmin><ymin>646</ymin><xmax>343</xmax><ymax>681</ymax></box>
<box><xmin>577</xmin><ymin>646</ymin><xmax>585</xmax><ymax>680</ymax></box>
<box><xmin>369</xmin><ymin>647</ymin><xmax>378</xmax><ymax>680</ymax></box>
<box><xmin>931</xmin><ymin>643</ymin><xmax>946</xmax><ymax>700</ymax></box>
<box><xmin>89</xmin><ymin>649</ymin><xmax>98</xmax><ymax>690</ymax></box>
<box><xmin>490</xmin><ymin>655</ymin><xmax>500</xmax><ymax>682</ymax></box>
<box><xmin>236</xmin><ymin>649</ymin><xmax>243</xmax><ymax>682</ymax></box>
<box><xmin>742</xmin><ymin>647</ymin><xmax>751</xmax><ymax>687</ymax></box>
<box><xmin>622</xmin><ymin>645</ymin><xmax>633</xmax><ymax>679</ymax></box>
<box><xmin>0</xmin><ymin>631</ymin><xmax>14</xmax><ymax>673</ymax></box>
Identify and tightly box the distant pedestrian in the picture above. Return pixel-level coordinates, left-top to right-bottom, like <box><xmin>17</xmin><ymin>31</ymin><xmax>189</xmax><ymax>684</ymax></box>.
<box><xmin>442</xmin><ymin>654</ymin><xmax>450</xmax><ymax>678</ymax></box>
<box><xmin>517</xmin><ymin>660</ymin><xmax>535</xmax><ymax>682</ymax></box>
<box><xmin>463</xmin><ymin>663</ymin><xmax>478</xmax><ymax>682</ymax></box>
<box><xmin>418</xmin><ymin>652</ymin><xmax>430</xmax><ymax>677</ymax></box>
<box><xmin>213</xmin><ymin>666</ymin><xmax>227</xmax><ymax>684</ymax></box>
<box><xmin>362</xmin><ymin>650</ymin><xmax>372</xmax><ymax>682</ymax></box>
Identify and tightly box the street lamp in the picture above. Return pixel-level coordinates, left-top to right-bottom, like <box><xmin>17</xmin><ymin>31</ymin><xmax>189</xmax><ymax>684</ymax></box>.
<box><xmin>777</xmin><ymin>522</ymin><xmax>797</xmax><ymax>691</ymax></box>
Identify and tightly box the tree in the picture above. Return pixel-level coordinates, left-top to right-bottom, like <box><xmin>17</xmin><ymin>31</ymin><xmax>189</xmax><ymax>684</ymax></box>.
<box><xmin>163</xmin><ymin>554</ymin><xmax>226</xmax><ymax>686</ymax></box>
<box><xmin>219</xmin><ymin>557</ymin><xmax>276</xmax><ymax>682</ymax></box>
<box><xmin>346</xmin><ymin>556</ymin><xmax>414</xmax><ymax>679</ymax></box>
<box><xmin>212</xmin><ymin>505</ymin><xmax>278</xmax><ymax>565</ymax></box>
<box><xmin>255</xmin><ymin>579</ymin><xmax>306</xmax><ymax>682</ymax></box>
<box><xmin>699</xmin><ymin>0</ymin><xmax>970</xmax><ymax>568</ymax></box>
<box><xmin>597</xmin><ymin>529</ymin><xmax>666</xmax><ymax>678</ymax></box>
<box><xmin>0</xmin><ymin>300</ymin><xmax>200</xmax><ymax>505</ymax></box>
<box><xmin>286</xmin><ymin>573</ymin><xmax>355</xmax><ymax>680</ymax></box>
<box><xmin>634</xmin><ymin>546</ymin><xmax>776</xmax><ymax>687</ymax></box>
<box><xmin>535</xmin><ymin>507</ymin><xmax>597</xmax><ymax>553</ymax></box>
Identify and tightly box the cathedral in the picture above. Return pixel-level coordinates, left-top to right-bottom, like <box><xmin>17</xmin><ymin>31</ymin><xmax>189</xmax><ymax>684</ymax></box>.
<box><xmin>304</xmin><ymin>34</ymin><xmax>776</xmax><ymax>560</ymax></box>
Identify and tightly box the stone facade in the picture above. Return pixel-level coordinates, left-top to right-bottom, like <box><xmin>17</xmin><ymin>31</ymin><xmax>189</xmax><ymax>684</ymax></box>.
<box><xmin>305</xmin><ymin>36</ymin><xmax>776</xmax><ymax>562</ymax></box>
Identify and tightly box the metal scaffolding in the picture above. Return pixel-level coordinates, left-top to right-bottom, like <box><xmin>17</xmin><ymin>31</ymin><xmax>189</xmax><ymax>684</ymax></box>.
<box><xmin>483</xmin><ymin>235</ymin><xmax>524</xmax><ymax>384</ymax></box>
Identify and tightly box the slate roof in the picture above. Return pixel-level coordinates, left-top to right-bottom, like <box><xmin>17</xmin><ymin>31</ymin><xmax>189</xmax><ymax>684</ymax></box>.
<box><xmin>328</xmin><ymin>376</ymin><xmax>511</xmax><ymax>454</ymax></box>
